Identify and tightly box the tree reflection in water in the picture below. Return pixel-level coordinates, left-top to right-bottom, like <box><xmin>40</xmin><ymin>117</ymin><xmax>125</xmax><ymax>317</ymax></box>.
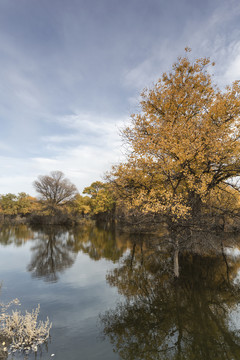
<box><xmin>0</xmin><ymin>223</ymin><xmax>131</xmax><ymax>282</ymax></box>
<box><xmin>101</xmin><ymin>233</ymin><xmax>240</xmax><ymax>360</ymax></box>
<box><xmin>0</xmin><ymin>224</ymin><xmax>34</xmax><ymax>246</ymax></box>
<box><xmin>70</xmin><ymin>223</ymin><xmax>129</xmax><ymax>262</ymax></box>
<box><xmin>27</xmin><ymin>226</ymin><xmax>77</xmax><ymax>282</ymax></box>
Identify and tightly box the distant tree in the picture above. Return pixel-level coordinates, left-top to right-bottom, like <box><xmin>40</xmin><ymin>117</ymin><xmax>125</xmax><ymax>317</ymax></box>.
<box><xmin>0</xmin><ymin>193</ymin><xmax>40</xmax><ymax>216</ymax></box>
<box><xmin>83</xmin><ymin>181</ymin><xmax>115</xmax><ymax>217</ymax></box>
<box><xmin>17</xmin><ymin>192</ymin><xmax>40</xmax><ymax>215</ymax></box>
<box><xmin>83</xmin><ymin>181</ymin><xmax>105</xmax><ymax>197</ymax></box>
<box><xmin>33</xmin><ymin>171</ymin><xmax>78</xmax><ymax>207</ymax></box>
<box><xmin>0</xmin><ymin>193</ymin><xmax>18</xmax><ymax>215</ymax></box>
<box><xmin>69</xmin><ymin>194</ymin><xmax>91</xmax><ymax>217</ymax></box>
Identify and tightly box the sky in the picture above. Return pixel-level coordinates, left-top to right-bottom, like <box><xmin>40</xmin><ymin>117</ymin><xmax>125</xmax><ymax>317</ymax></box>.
<box><xmin>0</xmin><ymin>0</ymin><xmax>240</xmax><ymax>196</ymax></box>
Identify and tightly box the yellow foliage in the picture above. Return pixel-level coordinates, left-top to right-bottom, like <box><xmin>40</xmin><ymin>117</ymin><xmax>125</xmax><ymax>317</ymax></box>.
<box><xmin>111</xmin><ymin>51</ymin><xmax>240</xmax><ymax>220</ymax></box>
<box><xmin>0</xmin><ymin>193</ymin><xmax>42</xmax><ymax>216</ymax></box>
<box><xmin>69</xmin><ymin>194</ymin><xmax>91</xmax><ymax>215</ymax></box>
<box><xmin>83</xmin><ymin>181</ymin><xmax>115</xmax><ymax>215</ymax></box>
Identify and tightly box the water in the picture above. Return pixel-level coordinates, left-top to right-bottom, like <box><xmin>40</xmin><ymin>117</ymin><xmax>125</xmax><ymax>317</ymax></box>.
<box><xmin>0</xmin><ymin>223</ymin><xmax>240</xmax><ymax>359</ymax></box>
<box><xmin>0</xmin><ymin>223</ymin><xmax>123</xmax><ymax>360</ymax></box>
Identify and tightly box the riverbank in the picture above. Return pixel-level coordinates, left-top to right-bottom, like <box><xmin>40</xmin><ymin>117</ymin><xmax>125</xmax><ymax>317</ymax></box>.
<box><xmin>0</xmin><ymin>213</ymin><xmax>94</xmax><ymax>227</ymax></box>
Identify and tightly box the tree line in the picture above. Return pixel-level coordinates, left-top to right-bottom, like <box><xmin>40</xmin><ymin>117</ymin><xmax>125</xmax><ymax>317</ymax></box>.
<box><xmin>0</xmin><ymin>172</ymin><xmax>115</xmax><ymax>224</ymax></box>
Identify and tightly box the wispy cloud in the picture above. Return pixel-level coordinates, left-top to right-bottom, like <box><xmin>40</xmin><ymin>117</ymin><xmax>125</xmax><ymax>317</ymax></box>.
<box><xmin>42</xmin><ymin>112</ymin><xmax>128</xmax><ymax>150</ymax></box>
<box><xmin>123</xmin><ymin>1</ymin><xmax>240</xmax><ymax>100</ymax></box>
<box><xmin>0</xmin><ymin>111</ymin><xmax>127</xmax><ymax>195</ymax></box>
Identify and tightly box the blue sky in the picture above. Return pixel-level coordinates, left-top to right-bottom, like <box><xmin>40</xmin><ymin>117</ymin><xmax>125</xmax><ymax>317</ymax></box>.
<box><xmin>0</xmin><ymin>0</ymin><xmax>240</xmax><ymax>195</ymax></box>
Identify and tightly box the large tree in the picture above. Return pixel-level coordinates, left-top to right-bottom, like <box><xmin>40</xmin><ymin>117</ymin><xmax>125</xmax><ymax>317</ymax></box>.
<box><xmin>111</xmin><ymin>49</ymin><xmax>240</xmax><ymax>222</ymax></box>
<box><xmin>33</xmin><ymin>171</ymin><xmax>78</xmax><ymax>207</ymax></box>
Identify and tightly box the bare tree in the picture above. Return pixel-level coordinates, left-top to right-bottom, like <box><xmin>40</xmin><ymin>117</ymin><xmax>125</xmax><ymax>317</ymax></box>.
<box><xmin>33</xmin><ymin>171</ymin><xmax>78</xmax><ymax>206</ymax></box>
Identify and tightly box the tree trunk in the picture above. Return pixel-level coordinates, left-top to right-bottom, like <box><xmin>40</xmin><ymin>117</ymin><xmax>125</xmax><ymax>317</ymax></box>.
<box><xmin>189</xmin><ymin>191</ymin><xmax>202</xmax><ymax>220</ymax></box>
<box><xmin>174</xmin><ymin>238</ymin><xmax>179</xmax><ymax>278</ymax></box>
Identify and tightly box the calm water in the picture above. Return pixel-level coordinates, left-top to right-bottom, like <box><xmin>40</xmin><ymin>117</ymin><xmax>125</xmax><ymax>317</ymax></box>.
<box><xmin>0</xmin><ymin>223</ymin><xmax>240</xmax><ymax>360</ymax></box>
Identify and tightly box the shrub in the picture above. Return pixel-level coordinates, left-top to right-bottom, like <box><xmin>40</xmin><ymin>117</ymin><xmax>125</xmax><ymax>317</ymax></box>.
<box><xmin>0</xmin><ymin>298</ymin><xmax>51</xmax><ymax>355</ymax></box>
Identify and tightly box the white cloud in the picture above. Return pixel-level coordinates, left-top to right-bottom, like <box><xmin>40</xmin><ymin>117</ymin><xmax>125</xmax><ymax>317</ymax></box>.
<box><xmin>123</xmin><ymin>41</ymin><xmax>178</xmax><ymax>92</ymax></box>
<box><xmin>0</xmin><ymin>111</ymin><xmax>127</xmax><ymax>195</ymax></box>
<box><xmin>43</xmin><ymin>112</ymin><xmax>128</xmax><ymax>153</ymax></box>
<box><xmin>222</xmin><ymin>44</ymin><xmax>240</xmax><ymax>83</ymax></box>
<box><xmin>0</xmin><ymin>141</ymin><xmax>11</xmax><ymax>151</ymax></box>
<box><xmin>32</xmin><ymin>140</ymin><xmax>123</xmax><ymax>193</ymax></box>
<box><xmin>123</xmin><ymin>1</ymin><xmax>240</xmax><ymax>97</ymax></box>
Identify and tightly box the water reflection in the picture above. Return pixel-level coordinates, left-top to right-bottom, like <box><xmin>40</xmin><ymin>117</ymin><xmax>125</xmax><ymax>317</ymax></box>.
<box><xmin>27</xmin><ymin>226</ymin><xmax>77</xmax><ymax>282</ymax></box>
<box><xmin>0</xmin><ymin>224</ymin><xmax>131</xmax><ymax>282</ymax></box>
<box><xmin>1</xmin><ymin>224</ymin><xmax>240</xmax><ymax>358</ymax></box>
<box><xmin>0</xmin><ymin>224</ymin><xmax>34</xmax><ymax>246</ymax></box>
<box><xmin>101</xmin><ymin>238</ymin><xmax>240</xmax><ymax>360</ymax></box>
<box><xmin>70</xmin><ymin>224</ymin><xmax>129</xmax><ymax>262</ymax></box>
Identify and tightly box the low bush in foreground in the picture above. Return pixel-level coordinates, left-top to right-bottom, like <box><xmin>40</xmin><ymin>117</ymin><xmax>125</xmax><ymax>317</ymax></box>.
<box><xmin>0</xmin><ymin>297</ymin><xmax>51</xmax><ymax>356</ymax></box>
